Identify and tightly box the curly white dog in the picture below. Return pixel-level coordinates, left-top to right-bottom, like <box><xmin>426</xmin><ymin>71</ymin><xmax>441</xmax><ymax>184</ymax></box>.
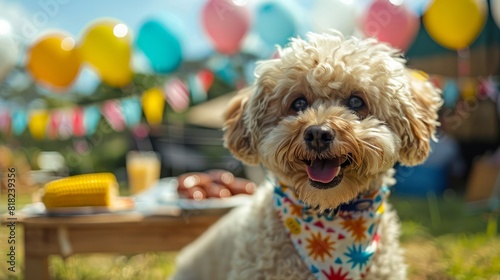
<box><xmin>172</xmin><ymin>32</ymin><xmax>442</xmax><ymax>280</ymax></box>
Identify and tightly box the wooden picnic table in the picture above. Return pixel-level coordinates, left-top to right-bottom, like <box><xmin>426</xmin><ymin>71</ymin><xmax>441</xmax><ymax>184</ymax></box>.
<box><xmin>2</xmin><ymin>211</ymin><xmax>225</xmax><ymax>280</ymax></box>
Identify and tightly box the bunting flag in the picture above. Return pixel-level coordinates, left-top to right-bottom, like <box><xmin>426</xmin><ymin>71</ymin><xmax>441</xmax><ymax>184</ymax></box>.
<box><xmin>142</xmin><ymin>87</ymin><xmax>166</xmax><ymax>125</ymax></box>
<box><xmin>72</xmin><ymin>107</ymin><xmax>85</xmax><ymax>137</ymax></box>
<box><xmin>0</xmin><ymin>71</ymin><xmax>498</xmax><ymax>140</ymax></box>
<box><xmin>164</xmin><ymin>78</ymin><xmax>189</xmax><ymax>112</ymax></box>
<box><xmin>102</xmin><ymin>100</ymin><xmax>125</xmax><ymax>132</ymax></box>
<box><xmin>28</xmin><ymin>110</ymin><xmax>49</xmax><ymax>140</ymax></box>
<box><xmin>0</xmin><ymin>111</ymin><xmax>11</xmax><ymax>136</ymax></box>
<box><xmin>48</xmin><ymin>110</ymin><xmax>63</xmax><ymax>139</ymax></box>
<box><xmin>84</xmin><ymin>105</ymin><xmax>101</xmax><ymax>136</ymax></box>
<box><xmin>188</xmin><ymin>69</ymin><xmax>215</xmax><ymax>105</ymax></box>
<box><xmin>12</xmin><ymin>109</ymin><xmax>27</xmax><ymax>136</ymax></box>
<box><xmin>121</xmin><ymin>97</ymin><xmax>142</xmax><ymax>127</ymax></box>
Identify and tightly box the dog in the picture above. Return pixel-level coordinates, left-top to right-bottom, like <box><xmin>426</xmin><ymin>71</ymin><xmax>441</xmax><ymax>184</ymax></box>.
<box><xmin>172</xmin><ymin>32</ymin><xmax>442</xmax><ymax>280</ymax></box>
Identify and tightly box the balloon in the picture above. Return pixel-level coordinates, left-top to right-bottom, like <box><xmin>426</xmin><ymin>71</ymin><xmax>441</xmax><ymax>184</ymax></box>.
<box><xmin>80</xmin><ymin>19</ymin><xmax>133</xmax><ymax>87</ymax></box>
<box><xmin>136</xmin><ymin>16</ymin><xmax>183</xmax><ymax>73</ymax></box>
<box><xmin>255</xmin><ymin>1</ymin><xmax>297</xmax><ymax>47</ymax></box>
<box><xmin>492</xmin><ymin>0</ymin><xmax>500</xmax><ymax>28</ymax></box>
<box><xmin>26</xmin><ymin>33</ymin><xmax>80</xmax><ymax>90</ymax></box>
<box><xmin>142</xmin><ymin>88</ymin><xmax>166</xmax><ymax>124</ymax></box>
<box><xmin>28</xmin><ymin>110</ymin><xmax>49</xmax><ymax>140</ymax></box>
<box><xmin>360</xmin><ymin>0</ymin><xmax>420</xmax><ymax>50</ymax></box>
<box><xmin>0</xmin><ymin>27</ymin><xmax>19</xmax><ymax>82</ymax></box>
<box><xmin>423</xmin><ymin>0</ymin><xmax>487</xmax><ymax>50</ymax></box>
<box><xmin>311</xmin><ymin>0</ymin><xmax>356</xmax><ymax>36</ymax></box>
<box><xmin>202</xmin><ymin>0</ymin><xmax>251</xmax><ymax>54</ymax></box>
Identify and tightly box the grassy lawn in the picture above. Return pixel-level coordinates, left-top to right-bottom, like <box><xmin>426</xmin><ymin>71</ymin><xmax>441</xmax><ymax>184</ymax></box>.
<box><xmin>1</xmin><ymin>192</ymin><xmax>499</xmax><ymax>279</ymax></box>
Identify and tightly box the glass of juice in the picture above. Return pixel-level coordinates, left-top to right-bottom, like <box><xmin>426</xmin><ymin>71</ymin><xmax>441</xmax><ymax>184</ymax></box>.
<box><xmin>126</xmin><ymin>151</ymin><xmax>161</xmax><ymax>195</ymax></box>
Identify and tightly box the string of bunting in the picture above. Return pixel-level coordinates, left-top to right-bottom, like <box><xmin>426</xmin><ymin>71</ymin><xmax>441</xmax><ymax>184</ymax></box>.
<box><xmin>0</xmin><ymin>69</ymin><xmax>214</xmax><ymax>140</ymax></box>
<box><xmin>428</xmin><ymin>74</ymin><xmax>500</xmax><ymax>109</ymax></box>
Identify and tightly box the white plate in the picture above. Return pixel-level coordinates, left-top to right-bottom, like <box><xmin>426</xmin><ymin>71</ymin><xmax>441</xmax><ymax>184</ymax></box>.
<box><xmin>44</xmin><ymin>197</ymin><xmax>135</xmax><ymax>216</ymax></box>
<box><xmin>136</xmin><ymin>177</ymin><xmax>254</xmax><ymax>211</ymax></box>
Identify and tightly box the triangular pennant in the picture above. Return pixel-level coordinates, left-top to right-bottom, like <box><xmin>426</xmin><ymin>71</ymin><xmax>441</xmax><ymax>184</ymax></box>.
<box><xmin>48</xmin><ymin>110</ymin><xmax>63</xmax><ymax>139</ymax></box>
<box><xmin>58</xmin><ymin>110</ymin><xmax>73</xmax><ymax>140</ymax></box>
<box><xmin>72</xmin><ymin>107</ymin><xmax>85</xmax><ymax>137</ymax></box>
<box><xmin>12</xmin><ymin>109</ymin><xmax>27</xmax><ymax>135</ymax></box>
<box><xmin>102</xmin><ymin>100</ymin><xmax>125</xmax><ymax>132</ymax></box>
<box><xmin>28</xmin><ymin>110</ymin><xmax>49</xmax><ymax>140</ymax></box>
<box><xmin>164</xmin><ymin>78</ymin><xmax>189</xmax><ymax>112</ymax></box>
<box><xmin>142</xmin><ymin>88</ymin><xmax>166</xmax><ymax>125</ymax></box>
<box><xmin>121</xmin><ymin>97</ymin><xmax>142</xmax><ymax>127</ymax></box>
<box><xmin>0</xmin><ymin>110</ymin><xmax>11</xmax><ymax>134</ymax></box>
<box><xmin>84</xmin><ymin>105</ymin><xmax>101</xmax><ymax>136</ymax></box>
<box><xmin>198</xmin><ymin>69</ymin><xmax>214</xmax><ymax>91</ymax></box>
<box><xmin>188</xmin><ymin>74</ymin><xmax>207</xmax><ymax>105</ymax></box>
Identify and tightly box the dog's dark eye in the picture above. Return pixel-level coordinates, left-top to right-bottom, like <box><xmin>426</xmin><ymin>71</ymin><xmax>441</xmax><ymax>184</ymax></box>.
<box><xmin>291</xmin><ymin>97</ymin><xmax>308</xmax><ymax>112</ymax></box>
<box><xmin>347</xmin><ymin>96</ymin><xmax>365</xmax><ymax>110</ymax></box>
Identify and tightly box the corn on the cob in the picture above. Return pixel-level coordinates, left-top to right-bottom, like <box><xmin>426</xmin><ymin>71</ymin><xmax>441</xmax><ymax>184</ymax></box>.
<box><xmin>41</xmin><ymin>173</ymin><xmax>118</xmax><ymax>209</ymax></box>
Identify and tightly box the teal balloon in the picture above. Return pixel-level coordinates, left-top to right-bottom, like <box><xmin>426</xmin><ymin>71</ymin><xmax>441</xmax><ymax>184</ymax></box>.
<box><xmin>84</xmin><ymin>105</ymin><xmax>101</xmax><ymax>135</ymax></box>
<box><xmin>121</xmin><ymin>97</ymin><xmax>141</xmax><ymax>127</ymax></box>
<box><xmin>443</xmin><ymin>80</ymin><xmax>460</xmax><ymax>108</ymax></box>
<box><xmin>136</xmin><ymin>17</ymin><xmax>183</xmax><ymax>73</ymax></box>
<box><xmin>12</xmin><ymin>109</ymin><xmax>27</xmax><ymax>135</ymax></box>
<box><xmin>255</xmin><ymin>1</ymin><xmax>297</xmax><ymax>47</ymax></box>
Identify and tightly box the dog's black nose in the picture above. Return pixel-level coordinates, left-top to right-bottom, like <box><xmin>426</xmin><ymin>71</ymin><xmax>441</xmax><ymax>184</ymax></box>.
<box><xmin>303</xmin><ymin>125</ymin><xmax>335</xmax><ymax>152</ymax></box>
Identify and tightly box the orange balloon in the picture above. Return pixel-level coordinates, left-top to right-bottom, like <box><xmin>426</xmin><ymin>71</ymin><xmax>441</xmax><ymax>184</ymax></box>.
<box><xmin>26</xmin><ymin>33</ymin><xmax>81</xmax><ymax>90</ymax></box>
<box><xmin>80</xmin><ymin>19</ymin><xmax>133</xmax><ymax>87</ymax></box>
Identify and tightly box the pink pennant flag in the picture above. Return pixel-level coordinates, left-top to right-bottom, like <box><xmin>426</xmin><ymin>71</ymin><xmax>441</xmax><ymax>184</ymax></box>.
<box><xmin>72</xmin><ymin>107</ymin><xmax>85</xmax><ymax>137</ymax></box>
<box><xmin>102</xmin><ymin>100</ymin><xmax>125</xmax><ymax>131</ymax></box>
<box><xmin>164</xmin><ymin>78</ymin><xmax>190</xmax><ymax>112</ymax></box>
<box><xmin>58</xmin><ymin>110</ymin><xmax>73</xmax><ymax>140</ymax></box>
<box><xmin>48</xmin><ymin>110</ymin><xmax>62</xmax><ymax>139</ymax></box>
<box><xmin>0</xmin><ymin>111</ymin><xmax>11</xmax><ymax>134</ymax></box>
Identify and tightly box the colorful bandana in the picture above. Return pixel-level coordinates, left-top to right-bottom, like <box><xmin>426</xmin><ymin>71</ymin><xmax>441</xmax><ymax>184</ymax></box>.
<box><xmin>273</xmin><ymin>182</ymin><xmax>389</xmax><ymax>280</ymax></box>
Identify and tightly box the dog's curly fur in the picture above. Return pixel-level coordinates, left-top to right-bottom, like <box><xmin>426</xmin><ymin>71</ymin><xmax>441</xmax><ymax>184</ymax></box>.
<box><xmin>172</xmin><ymin>32</ymin><xmax>442</xmax><ymax>280</ymax></box>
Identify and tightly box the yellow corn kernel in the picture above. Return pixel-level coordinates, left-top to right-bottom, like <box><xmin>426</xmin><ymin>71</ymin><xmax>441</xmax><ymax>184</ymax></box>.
<box><xmin>41</xmin><ymin>173</ymin><xmax>118</xmax><ymax>209</ymax></box>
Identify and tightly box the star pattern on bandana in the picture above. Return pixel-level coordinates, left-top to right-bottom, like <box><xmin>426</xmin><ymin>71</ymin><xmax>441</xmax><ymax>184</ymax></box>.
<box><xmin>273</xmin><ymin>182</ymin><xmax>389</xmax><ymax>280</ymax></box>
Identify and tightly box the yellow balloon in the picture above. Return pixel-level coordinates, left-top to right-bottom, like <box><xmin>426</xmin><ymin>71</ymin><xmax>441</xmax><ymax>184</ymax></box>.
<box><xmin>142</xmin><ymin>88</ymin><xmax>165</xmax><ymax>125</ymax></box>
<box><xmin>29</xmin><ymin>110</ymin><xmax>49</xmax><ymax>140</ymax></box>
<box><xmin>80</xmin><ymin>19</ymin><xmax>133</xmax><ymax>87</ymax></box>
<box><xmin>27</xmin><ymin>33</ymin><xmax>80</xmax><ymax>90</ymax></box>
<box><xmin>423</xmin><ymin>0</ymin><xmax>487</xmax><ymax>50</ymax></box>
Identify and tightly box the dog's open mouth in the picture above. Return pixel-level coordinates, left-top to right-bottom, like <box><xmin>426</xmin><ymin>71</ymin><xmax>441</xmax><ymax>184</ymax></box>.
<box><xmin>303</xmin><ymin>155</ymin><xmax>351</xmax><ymax>189</ymax></box>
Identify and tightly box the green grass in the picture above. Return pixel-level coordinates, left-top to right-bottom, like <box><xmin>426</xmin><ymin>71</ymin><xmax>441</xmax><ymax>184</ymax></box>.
<box><xmin>1</xmin><ymin>192</ymin><xmax>499</xmax><ymax>279</ymax></box>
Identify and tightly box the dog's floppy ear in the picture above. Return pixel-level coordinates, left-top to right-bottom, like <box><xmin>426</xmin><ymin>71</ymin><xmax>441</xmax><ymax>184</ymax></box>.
<box><xmin>398</xmin><ymin>70</ymin><xmax>442</xmax><ymax>166</ymax></box>
<box><xmin>223</xmin><ymin>87</ymin><xmax>260</xmax><ymax>165</ymax></box>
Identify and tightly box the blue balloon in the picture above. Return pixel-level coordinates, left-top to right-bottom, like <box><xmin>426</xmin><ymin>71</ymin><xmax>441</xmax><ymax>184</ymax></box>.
<box><xmin>136</xmin><ymin>16</ymin><xmax>183</xmax><ymax>73</ymax></box>
<box><xmin>255</xmin><ymin>1</ymin><xmax>297</xmax><ymax>47</ymax></box>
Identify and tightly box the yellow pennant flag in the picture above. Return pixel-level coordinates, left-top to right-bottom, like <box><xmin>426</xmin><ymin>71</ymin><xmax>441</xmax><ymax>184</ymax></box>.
<box><xmin>142</xmin><ymin>88</ymin><xmax>165</xmax><ymax>125</ymax></box>
<box><xmin>29</xmin><ymin>110</ymin><xmax>49</xmax><ymax>140</ymax></box>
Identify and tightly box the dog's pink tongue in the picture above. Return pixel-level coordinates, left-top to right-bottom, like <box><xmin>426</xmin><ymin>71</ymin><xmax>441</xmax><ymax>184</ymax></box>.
<box><xmin>306</xmin><ymin>159</ymin><xmax>341</xmax><ymax>183</ymax></box>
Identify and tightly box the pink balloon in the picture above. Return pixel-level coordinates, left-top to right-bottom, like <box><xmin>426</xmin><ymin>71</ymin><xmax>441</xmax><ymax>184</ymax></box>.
<box><xmin>202</xmin><ymin>0</ymin><xmax>251</xmax><ymax>54</ymax></box>
<box><xmin>360</xmin><ymin>0</ymin><xmax>420</xmax><ymax>51</ymax></box>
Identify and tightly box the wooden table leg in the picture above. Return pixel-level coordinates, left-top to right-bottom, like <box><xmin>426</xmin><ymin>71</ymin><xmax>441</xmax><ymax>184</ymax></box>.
<box><xmin>24</xmin><ymin>255</ymin><xmax>50</xmax><ymax>280</ymax></box>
